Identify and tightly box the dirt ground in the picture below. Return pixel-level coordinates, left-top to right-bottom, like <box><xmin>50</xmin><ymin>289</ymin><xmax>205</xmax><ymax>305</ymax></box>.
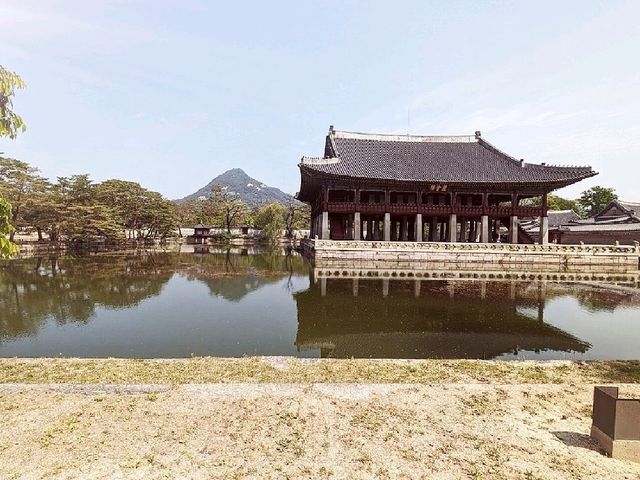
<box><xmin>1</xmin><ymin>382</ymin><xmax>640</xmax><ymax>480</ymax></box>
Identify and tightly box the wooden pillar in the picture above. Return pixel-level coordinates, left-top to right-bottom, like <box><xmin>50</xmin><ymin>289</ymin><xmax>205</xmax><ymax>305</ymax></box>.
<box><xmin>480</xmin><ymin>215</ymin><xmax>489</xmax><ymax>243</ymax></box>
<box><xmin>354</xmin><ymin>212</ymin><xmax>361</xmax><ymax>241</ymax></box>
<box><xmin>448</xmin><ymin>214</ymin><xmax>457</xmax><ymax>242</ymax></box>
<box><xmin>430</xmin><ymin>216</ymin><xmax>438</xmax><ymax>241</ymax></box>
<box><xmin>510</xmin><ymin>215</ymin><xmax>519</xmax><ymax>244</ymax></box>
<box><xmin>415</xmin><ymin>213</ymin><xmax>423</xmax><ymax>242</ymax></box>
<box><xmin>383</xmin><ymin>212</ymin><xmax>391</xmax><ymax>241</ymax></box>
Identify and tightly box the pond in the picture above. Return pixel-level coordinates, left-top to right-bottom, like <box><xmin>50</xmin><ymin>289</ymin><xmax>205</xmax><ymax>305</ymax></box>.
<box><xmin>1</xmin><ymin>248</ymin><xmax>639</xmax><ymax>360</ymax></box>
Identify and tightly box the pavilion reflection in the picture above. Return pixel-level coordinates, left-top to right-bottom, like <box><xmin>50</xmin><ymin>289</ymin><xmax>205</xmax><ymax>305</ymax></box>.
<box><xmin>294</xmin><ymin>273</ymin><xmax>594</xmax><ymax>359</ymax></box>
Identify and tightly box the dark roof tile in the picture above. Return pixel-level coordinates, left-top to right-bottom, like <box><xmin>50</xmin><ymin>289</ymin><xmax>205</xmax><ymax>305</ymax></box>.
<box><xmin>300</xmin><ymin>129</ymin><xmax>596</xmax><ymax>186</ymax></box>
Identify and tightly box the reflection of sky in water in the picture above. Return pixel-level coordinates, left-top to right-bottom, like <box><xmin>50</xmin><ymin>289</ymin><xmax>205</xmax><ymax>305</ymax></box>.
<box><xmin>1</xmin><ymin>253</ymin><xmax>640</xmax><ymax>359</ymax></box>
<box><xmin>501</xmin><ymin>295</ymin><xmax>640</xmax><ymax>360</ymax></box>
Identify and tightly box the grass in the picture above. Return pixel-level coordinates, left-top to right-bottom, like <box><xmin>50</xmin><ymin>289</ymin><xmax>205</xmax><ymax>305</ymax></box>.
<box><xmin>0</xmin><ymin>357</ymin><xmax>639</xmax><ymax>384</ymax></box>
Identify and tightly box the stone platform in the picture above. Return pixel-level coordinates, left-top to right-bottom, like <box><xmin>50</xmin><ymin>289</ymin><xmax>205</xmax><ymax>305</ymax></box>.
<box><xmin>302</xmin><ymin>239</ymin><xmax>640</xmax><ymax>276</ymax></box>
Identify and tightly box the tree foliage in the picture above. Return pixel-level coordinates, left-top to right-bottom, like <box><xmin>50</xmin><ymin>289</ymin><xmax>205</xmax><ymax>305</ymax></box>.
<box><xmin>0</xmin><ymin>157</ymin><xmax>178</xmax><ymax>245</ymax></box>
<box><xmin>546</xmin><ymin>194</ymin><xmax>583</xmax><ymax>214</ymax></box>
<box><xmin>0</xmin><ymin>196</ymin><xmax>18</xmax><ymax>258</ymax></box>
<box><xmin>0</xmin><ymin>157</ymin><xmax>50</xmax><ymax>240</ymax></box>
<box><xmin>201</xmin><ymin>186</ymin><xmax>250</xmax><ymax>233</ymax></box>
<box><xmin>578</xmin><ymin>186</ymin><xmax>618</xmax><ymax>217</ymax></box>
<box><xmin>95</xmin><ymin>179</ymin><xmax>178</xmax><ymax>239</ymax></box>
<box><xmin>283</xmin><ymin>198</ymin><xmax>310</xmax><ymax>238</ymax></box>
<box><xmin>0</xmin><ymin>66</ymin><xmax>26</xmax><ymax>139</ymax></box>
<box><xmin>254</xmin><ymin>202</ymin><xmax>286</xmax><ymax>244</ymax></box>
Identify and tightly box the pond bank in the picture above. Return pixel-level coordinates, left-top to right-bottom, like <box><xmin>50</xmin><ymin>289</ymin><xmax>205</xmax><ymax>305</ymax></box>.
<box><xmin>1</xmin><ymin>357</ymin><xmax>640</xmax><ymax>384</ymax></box>
<box><xmin>1</xmin><ymin>358</ymin><xmax>640</xmax><ymax>479</ymax></box>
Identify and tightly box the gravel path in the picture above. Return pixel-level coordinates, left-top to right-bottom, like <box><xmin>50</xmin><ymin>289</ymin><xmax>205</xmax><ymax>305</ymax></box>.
<box><xmin>1</xmin><ymin>383</ymin><xmax>640</xmax><ymax>479</ymax></box>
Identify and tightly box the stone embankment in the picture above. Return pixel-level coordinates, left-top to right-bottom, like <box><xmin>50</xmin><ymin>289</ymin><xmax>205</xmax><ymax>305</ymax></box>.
<box><xmin>303</xmin><ymin>239</ymin><xmax>640</xmax><ymax>278</ymax></box>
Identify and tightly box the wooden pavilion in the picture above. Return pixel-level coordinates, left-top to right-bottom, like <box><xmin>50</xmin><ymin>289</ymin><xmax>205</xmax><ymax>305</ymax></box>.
<box><xmin>297</xmin><ymin>127</ymin><xmax>597</xmax><ymax>244</ymax></box>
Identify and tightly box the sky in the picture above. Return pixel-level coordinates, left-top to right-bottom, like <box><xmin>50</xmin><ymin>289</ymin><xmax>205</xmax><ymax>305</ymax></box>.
<box><xmin>1</xmin><ymin>0</ymin><xmax>639</xmax><ymax>200</ymax></box>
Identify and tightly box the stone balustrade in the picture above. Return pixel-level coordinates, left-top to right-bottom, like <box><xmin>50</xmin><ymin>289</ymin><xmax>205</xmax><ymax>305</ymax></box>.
<box><xmin>301</xmin><ymin>239</ymin><xmax>640</xmax><ymax>274</ymax></box>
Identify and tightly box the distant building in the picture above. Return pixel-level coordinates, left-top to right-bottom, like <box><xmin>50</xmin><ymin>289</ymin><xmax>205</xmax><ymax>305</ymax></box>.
<box><xmin>521</xmin><ymin>210</ymin><xmax>582</xmax><ymax>237</ymax></box>
<box><xmin>548</xmin><ymin>200</ymin><xmax>640</xmax><ymax>245</ymax></box>
<box><xmin>297</xmin><ymin>126</ymin><xmax>596</xmax><ymax>244</ymax></box>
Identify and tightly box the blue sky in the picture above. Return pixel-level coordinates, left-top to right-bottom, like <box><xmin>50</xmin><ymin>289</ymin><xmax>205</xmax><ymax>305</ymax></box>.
<box><xmin>1</xmin><ymin>0</ymin><xmax>639</xmax><ymax>200</ymax></box>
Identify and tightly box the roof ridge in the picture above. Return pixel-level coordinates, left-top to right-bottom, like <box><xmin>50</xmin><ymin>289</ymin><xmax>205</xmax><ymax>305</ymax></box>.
<box><xmin>331</xmin><ymin>129</ymin><xmax>477</xmax><ymax>143</ymax></box>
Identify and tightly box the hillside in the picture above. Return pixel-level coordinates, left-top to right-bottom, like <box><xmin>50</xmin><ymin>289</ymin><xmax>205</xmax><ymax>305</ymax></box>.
<box><xmin>176</xmin><ymin>168</ymin><xmax>297</xmax><ymax>207</ymax></box>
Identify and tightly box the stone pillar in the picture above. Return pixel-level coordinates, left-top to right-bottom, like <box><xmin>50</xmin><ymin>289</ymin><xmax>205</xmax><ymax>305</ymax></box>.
<box><xmin>354</xmin><ymin>212</ymin><xmax>361</xmax><ymax>241</ymax></box>
<box><xmin>321</xmin><ymin>211</ymin><xmax>329</xmax><ymax>240</ymax></box>
<box><xmin>480</xmin><ymin>215</ymin><xmax>489</xmax><ymax>243</ymax></box>
<box><xmin>353</xmin><ymin>278</ymin><xmax>359</xmax><ymax>297</ymax></box>
<box><xmin>320</xmin><ymin>277</ymin><xmax>327</xmax><ymax>297</ymax></box>
<box><xmin>415</xmin><ymin>213</ymin><xmax>423</xmax><ymax>242</ymax></box>
<box><xmin>539</xmin><ymin>216</ymin><xmax>549</xmax><ymax>244</ymax></box>
<box><xmin>414</xmin><ymin>280</ymin><xmax>421</xmax><ymax>297</ymax></box>
<box><xmin>384</xmin><ymin>213</ymin><xmax>391</xmax><ymax>241</ymax></box>
<box><xmin>382</xmin><ymin>278</ymin><xmax>389</xmax><ymax>297</ymax></box>
<box><xmin>401</xmin><ymin>216</ymin><xmax>409</xmax><ymax>241</ymax></box>
<box><xmin>448</xmin><ymin>214</ymin><xmax>457</xmax><ymax>242</ymax></box>
<box><xmin>510</xmin><ymin>215</ymin><xmax>519</xmax><ymax>244</ymax></box>
<box><xmin>460</xmin><ymin>219</ymin><xmax>468</xmax><ymax>242</ymax></box>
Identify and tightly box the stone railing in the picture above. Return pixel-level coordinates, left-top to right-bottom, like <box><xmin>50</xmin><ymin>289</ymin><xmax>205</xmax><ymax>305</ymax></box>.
<box><xmin>309</xmin><ymin>239</ymin><xmax>640</xmax><ymax>256</ymax></box>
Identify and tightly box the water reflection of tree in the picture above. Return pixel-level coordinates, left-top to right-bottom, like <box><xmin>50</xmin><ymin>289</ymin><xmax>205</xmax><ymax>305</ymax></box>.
<box><xmin>179</xmin><ymin>248</ymin><xmax>308</xmax><ymax>301</ymax></box>
<box><xmin>0</xmin><ymin>252</ymin><xmax>176</xmax><ymax>338</ymax></box>
<box><xmin>0</xmin><ymin>250</ymin><xmax>312</xmax><ymax>338</ymax></box>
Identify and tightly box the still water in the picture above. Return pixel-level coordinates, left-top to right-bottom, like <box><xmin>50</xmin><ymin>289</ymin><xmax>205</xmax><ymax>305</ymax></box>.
<box><xmin>1</xmin><ymin>249</ymin><xmax>639</xmax><ymax>360</ymax></box>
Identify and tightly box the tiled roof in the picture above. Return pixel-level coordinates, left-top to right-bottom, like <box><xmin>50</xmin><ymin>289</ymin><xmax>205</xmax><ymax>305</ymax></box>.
<box><xmin>547</xmin><ymin>210</ymin><xmax>582</xmax><ymax>227</ymax></box>
<box><xmin>521</xmin><ymin>210</ymin><xmax>582</xmax><ymax>232</ymax></box>
<box><xmin>300</xmin><ymin>128</ymin><xmax>596</xmax><ymax>186</ymax></box>
<box><xmin>557</xmin><ymin>223</ymin><xmax>640</xmax><ymax>232</ymax></box>
<box><xmin>616</xmin><ymin>201</ymin><xmax>640</xmax><ymax>220</ymax></box>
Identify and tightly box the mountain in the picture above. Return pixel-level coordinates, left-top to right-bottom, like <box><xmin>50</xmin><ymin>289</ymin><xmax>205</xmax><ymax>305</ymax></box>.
<box><xmin>176</xmin><ymin>168</ymin><xmax>297</xmax><ymax>207</ymax></box>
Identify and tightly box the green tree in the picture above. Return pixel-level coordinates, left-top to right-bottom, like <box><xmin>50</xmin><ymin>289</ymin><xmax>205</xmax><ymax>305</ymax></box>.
<box><xmin>283</xmin><ymin>199</ymin><xmax>310</xmax><ymax>238</ymax></box>
<box><xmin>546</xmin><ymin>194</ymin><xmax>582</xmax><ymax>214</ymax></box>
<box><xmin>55</xmin><ymin>175</ymin><xmax>123</xmax><ymax>244</ymax></box>
<box><xmin>579</xmin><ymin>186</ymin><xmax>618</xmax><ymax>217</ymax></box>
<box><xmin>22</xmin><ymin>182</ymin><xmax>60</xmax><ymax>241</ymax></box>
<box><xmin>175</xmin><ymin>200</ymin><xmax>200</xmax><ymax>235</ymax></box>
<box><xmin>0</xmin><ymin>197</ymin><xmax>18</xmax><ymax>257</ymax></box>
<box><xmin>0</xmin><ymin>66</ymin><xmax>26</xmax><ymax>139</ymax></box>
<box><xmin>204</xmin><ymin>186</ymin><xmax>249</xmax><ymax>233</ymax></box>
<box><xmin>254</xmin><ymin>202</ymin><xmax>286</xmax><ymax>244</ymax></box>
<box><xmin>0</xmin><ymin>66</ymin><xmax>27</xmax><ymax>257</ymax></box>
<box><xmin>0</xmin><ymin>157</ymin><xmax>50</xmax><ymax>240</ymax></box>
<box><xmin>95</xmin><ymin>179</ymin><xmax>178</xmax><ymax>239</ymax></box>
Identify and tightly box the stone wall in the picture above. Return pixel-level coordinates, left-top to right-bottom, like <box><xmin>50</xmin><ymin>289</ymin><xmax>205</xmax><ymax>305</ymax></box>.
<box><xmin>302</xmin><ymin>239</ymin><xmax>640</xmax><ymax>274</ymax></box>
